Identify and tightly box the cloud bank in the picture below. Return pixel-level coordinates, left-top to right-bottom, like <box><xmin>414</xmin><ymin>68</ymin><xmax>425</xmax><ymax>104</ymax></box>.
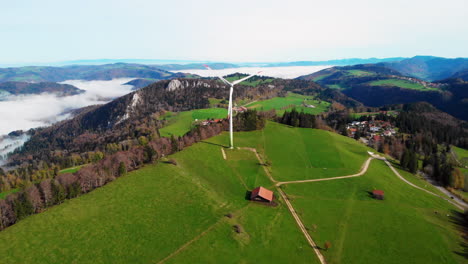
<box><xmin>0</xmin><ymin>78</ymin><xmax>135</xmax><ymax>136</ymax></box>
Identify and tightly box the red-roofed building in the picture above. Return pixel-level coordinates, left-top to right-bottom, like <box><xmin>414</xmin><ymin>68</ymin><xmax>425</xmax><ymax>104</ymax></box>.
<box><xmin>250</xmin><ymin>186</ymin><xmax>274</xmax><ymax>203</ymax></box>
<box><xmin>372</xmin><ymin>190</ymin><xmax>384</xmax><ymax>200</ymax></box>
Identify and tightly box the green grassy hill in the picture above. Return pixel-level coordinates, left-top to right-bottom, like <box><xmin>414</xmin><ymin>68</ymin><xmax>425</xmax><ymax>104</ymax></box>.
<box><xmin>159</xmin><ymin>108</ymin><xmax>227</xmax><ymax>137</ymax></box>
<box><xmin>0</xmin><ymin>122</ymin><xmax>464</xmax><ymax>263</ymax></box>
<box><xmin>245</xmin><ymin>93</ymin><xmax>330</xmax><ymax>115</ymax></box>
<box><xmin>367</xmin><ymin>79</ymin><xmax>438</xmax><ymax>91</ymax></box>
<box><xmin>286</xmin><ymin>159</ymin><xmax>463</xmax><ymax>264</ymax></box>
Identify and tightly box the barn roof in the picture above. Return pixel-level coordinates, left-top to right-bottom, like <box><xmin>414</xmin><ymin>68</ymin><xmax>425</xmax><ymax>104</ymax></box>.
<box><xmin>373</xmin><ymin>190</ymin><xmax>384</xmax><ymax>196</ymax></box>
<box><xmin>251</xmin><ymin>186</ymin><xmax>274</xmax><ymax>202</ymax></box>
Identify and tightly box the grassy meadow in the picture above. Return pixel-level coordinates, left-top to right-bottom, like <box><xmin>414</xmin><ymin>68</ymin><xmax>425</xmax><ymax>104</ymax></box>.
<box><xmin>0</xmin><ymin>122</ymin><xmax>464</xmax><ymax>264</ymax></box>
<box><xmin>0</xmin><ymin>134</ymin><xmax>317</xmax><ymax>264</ymax></box>
<box><xmin>246</xmin><ymin>93</ymin><xmax>330</xmax><ymax>115</ymax></box>
<box><xmin>285</xmin><ymin>160</ymin><xmax>464</xmax><ymax>264</ymax></box>
<box><xmin>159</xmin><ymin>108</ymin><xmax>227</xmax><ymax>137</ymax></box>
<box><xmin>368</xmin><ymin>79</ymin><xmax>438</xmax><ymax>91</ymax></box>
<box><xmin>225</xmin><ymin>76</ymin><xmax>274</xmax><ymax>87</ymax></box>
<box><xmin>208</xmin><ymin>122</ymin><xmax>372</xmax><ymax>181</ymax></box>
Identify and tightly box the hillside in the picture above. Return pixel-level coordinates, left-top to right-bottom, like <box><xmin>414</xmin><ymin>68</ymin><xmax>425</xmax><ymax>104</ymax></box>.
<box><xmin>0</xmin><ymin>122</ymin><xmax>463</xmax><ymax>263</ymax></box>
<box><xmin>0</xmin><ymin>82</ymin><xmax>84</xmax><ymax>96</ymax></box>
<box><xmin>0</xmin><ymin>63</ymin><xmax>194</xmax><ymax>83</ymax></box>
<box><xmin>380</xmin><ymin>56</ymin><xmax>468</xmax><ymax>81</ymax></box>
<box><xmin>9</xmin><ymin>78</ymin><xmax>341</xmax><ymax>166</ymax></box>
<box><xmin>298</xmin><ymin>65</ymin><xmax>468</xmax><ymax>121</ymax></box>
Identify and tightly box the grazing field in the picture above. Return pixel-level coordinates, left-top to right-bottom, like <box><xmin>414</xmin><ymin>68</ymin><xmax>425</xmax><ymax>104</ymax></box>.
<box><xmin>225</xmin><ymin>76</ymin><xmax>274</xmax><ymax>87</ymax></box>
<box><xmin>350</xmin><ymin>110</ymin><xmax>399</xmax><ymax>118</ymax></box>
<box><xmin>0</xmin><ymin>135</ymin><xmax>317</xmax><ymax>264</ymax></box>
<box><xmin>246</xmin><ymin>93</ymin><xmax>330</xmax><ymax>115</ymax></box>
<box><xmin>346</xmin><ymin>70</ymin><xmax>375</xmax><ymax>76</ymax></box>
<box><xmin>452</xmin><ymin>146</ymin><xmax>468</xmax><ymax>167</ymax></box>
<box><xmin>208</xmin><ymin>122</ymin><xmax>372</xmax><ymax>182</ymax></box>
<box><xmin>312</xmin><ymin>73</ymin><xmax>332</xmax><ymax>81</ymax></box>
<box><xmin>285</xmin><ymin>160</ymin><xmax>465</xmax><ymax>264</ymax></box>
<box><xmin>326</xmin><ymin>84</ymin><xmax>345</xmax><ymax>90</ymax></box>
<box><xmin>0</xmin><ymin>122</ymin><xmax>463</xmax><ymax>264</ymax></box>
<box><xmin>368</xmin><ymin>78</ymin><xmax>438</xmax><ymax>91</ymax></box>
<box><xmin>159</xmin><ymin>108</ymin><xmax>227</xmax><ymax>137</ymax></box>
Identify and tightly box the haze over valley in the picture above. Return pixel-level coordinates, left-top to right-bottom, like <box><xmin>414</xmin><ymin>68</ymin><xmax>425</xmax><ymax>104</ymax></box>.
<box><xmin>1</xmin><ymin>1</ymin><xmax>467</xmax><ymax>263</ymax></box>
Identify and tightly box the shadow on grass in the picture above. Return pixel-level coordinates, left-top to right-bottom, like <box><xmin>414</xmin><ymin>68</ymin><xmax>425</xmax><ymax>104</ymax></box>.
<box><xmin>200</xmin><ymin>141</ymin><xmax>228</xmax><ymax>148</ymax></box>
<box><xmin>449</xmin><ymin>210</ymin><xmax>468</xmax><ymax>259</ymax></box>
<box><xmin>245</xmin><ymin>191</ymin><xmax>252</xmax><ymax>201</ymax></box>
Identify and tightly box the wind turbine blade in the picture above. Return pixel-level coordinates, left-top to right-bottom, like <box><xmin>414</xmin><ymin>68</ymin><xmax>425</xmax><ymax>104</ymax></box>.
<box><xmin>231</xmin><ymin>71</ymin><xmax>262</xmax><ymax>85</ymax></box>
<box><xmin>203</xmin><ymin>64</ymin><xmax>232</xmax><ymax>86</ymax></box>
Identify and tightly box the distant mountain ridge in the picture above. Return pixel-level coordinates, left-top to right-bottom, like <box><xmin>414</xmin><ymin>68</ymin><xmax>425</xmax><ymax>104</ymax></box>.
<box><xmin>297</xmin><ymin>64</ymin><xmax>468</xmax><ymax>120</ymax></box>
<box><xmin>263</xmin><ymin>57</ymin><xmax>405</xmax><ymax>67</ymax></box>
<box><xmin>380</xmin><ymin>56</ymin><xmax>468</xmax><ymax>81</ymax></box>
<box><xmin>0</xmin><ymin>82</ymin><xmax>83</xmax><ymax>96</ymax></box>
<box><xmin>0</xmin><ymin>63</ymin><xmax>195</xmax><ymax>83</ymax></box>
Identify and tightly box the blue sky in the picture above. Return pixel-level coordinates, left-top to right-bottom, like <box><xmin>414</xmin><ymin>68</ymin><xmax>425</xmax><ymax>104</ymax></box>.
<box><xmin>1</xmin><ymin>0</ymin><xmax>467</xmax><ymax>64</ymax></box>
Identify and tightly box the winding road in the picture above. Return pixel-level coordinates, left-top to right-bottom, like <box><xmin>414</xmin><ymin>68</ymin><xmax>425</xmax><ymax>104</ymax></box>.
<box><xmin>240</xmin><ymin>148</ymin><xmax>467</xmax><ymax>264</ymax></box>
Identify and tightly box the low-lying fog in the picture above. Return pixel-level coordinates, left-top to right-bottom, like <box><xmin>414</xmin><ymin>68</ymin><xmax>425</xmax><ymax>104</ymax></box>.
<box><xmin>0</xmin><ymin>78</ymin><xmax>135</xmax><ymax>135</ymax></box>
<box><xmin>0</xmin><ymin>65</ymin><xmax>328</xmax><ymax>161</ymax></box>
<box><xmin>172</xmin><ymin>65</ymin><xmax>331</xmax><ymax>79</ymax></box>
<box><xmin>0</xmin><ymin>78</ymin><xmax>135</xmax><ymax>162</ymax></box>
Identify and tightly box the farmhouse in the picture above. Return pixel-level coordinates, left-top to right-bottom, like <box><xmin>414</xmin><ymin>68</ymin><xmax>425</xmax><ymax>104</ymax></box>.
<box><xmin>251</xmin><ymin>186</ymin><xmax>274</xmax><ymax>203</ymax></box>
<box><xmin>372</xmin><ymin>190</ymin><xmax>385</xmax><ymax>200</ymax></box>
<box><xmin>233</xmin><ymin>106</ymin><xmax>248</xmax><ymax>113</ymax></box>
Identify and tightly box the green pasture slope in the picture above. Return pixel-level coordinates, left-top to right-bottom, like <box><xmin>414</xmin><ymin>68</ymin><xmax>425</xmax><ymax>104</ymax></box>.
<box><xmin>0</xmin><ymin>132</ymin><xmax>317</xmax><ymax>264</ymax></box>
<box><xmin>0</xmin><ymin>121</ymin><xmax>463</xmax><ymax>264</ymax></box>
<box><xmin>246</xmin><ymin>93</ymin><xmax>330</xmax><ymax>115</ymax></box>
<box><xmin>159</xmin><ymin>108</ymin><xmax>227</xmax><ymax>137</ymax></box>
<box><xmin>286</xmin><ymin>160</ymin><xmax>464</xmax><ymax>264</ymax></box>
<box><xmin>368</xmin><ymin>79</ymin><xmax>439</xmax><ymax>91</ymax></box>
<box><xmin>225</xmin><ymin>76</ymin><xmax>273</xmax><ymax>87</ymax></box>
<box><xmin>452</xmin><ymin>146</ymin><xmax>468</xmax><ymax>167</ymax></box>
<box><xmin>208</xmin><ymin>122</ymin><xmax>371</xmax><ymax>182</ymax></box>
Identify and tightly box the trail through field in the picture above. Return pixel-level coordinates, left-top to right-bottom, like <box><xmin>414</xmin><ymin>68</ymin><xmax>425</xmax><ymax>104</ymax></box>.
<box><xmin>384</xmin><ymin>160</ymin><xmax>467</xmax><ymax>210</ymax></box>
<box><xmin>276</xmin><ymin>157</ymin><xmax>373</xmax><ymax>186</ymax></box>
<box><xmin>242</xmin><ymin>148</ymin><xmax>466</xmax><ymax>264</ymax></box>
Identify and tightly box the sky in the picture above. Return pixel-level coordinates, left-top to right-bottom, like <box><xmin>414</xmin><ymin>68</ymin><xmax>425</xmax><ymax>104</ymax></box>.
<box><xmin>1</xmin><ymin>0</ymin><xmax>468</xmax><ymax>64</ymax></box>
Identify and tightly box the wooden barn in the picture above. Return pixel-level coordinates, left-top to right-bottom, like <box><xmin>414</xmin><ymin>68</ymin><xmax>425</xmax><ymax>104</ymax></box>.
<box><xmin>250</xmin><ymin>186</ymin><xmax>274</xmax><ymax>203</ymax></box>
<box><xmin>372</xmin><ymin>190</ymin><xmax>384</xmax><ymax>200</ymax></box>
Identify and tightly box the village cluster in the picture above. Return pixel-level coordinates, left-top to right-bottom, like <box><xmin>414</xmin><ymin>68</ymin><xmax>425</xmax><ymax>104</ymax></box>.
<box><xmin>346</xmin><ymin>118</ymin><xmax>397</xmax><ymax>145</ymax></box>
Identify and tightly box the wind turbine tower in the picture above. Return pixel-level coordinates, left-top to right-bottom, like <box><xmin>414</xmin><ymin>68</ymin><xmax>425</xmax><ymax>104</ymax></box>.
<box><xmin>203</xmin><ymin>65</ymin><xmax>261</xmax><ymax>149</ymax></box>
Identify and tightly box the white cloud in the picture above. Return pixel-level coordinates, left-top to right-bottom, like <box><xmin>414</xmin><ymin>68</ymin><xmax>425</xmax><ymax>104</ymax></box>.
<box><xmin>0</xmin><ymin>78</ymin><xmax>135</xmax><ymax>136</ymax></box>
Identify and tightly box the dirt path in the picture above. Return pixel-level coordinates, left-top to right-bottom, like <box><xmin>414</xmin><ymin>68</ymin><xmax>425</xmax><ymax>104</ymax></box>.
<box><xmin>277</xmin><ymin>157</ymin><xmax>374</xmax><ymax>186</ymax></box>
<box><xmin>240</xmin><ymin>147</ymin><xmax>327</xmax><ymax>264</ymax></box>
<box><xmin>384</xmin><ymin>160</ymin><xmax>467</xmax><ymax>210</ymax></box>
<box><xmin>241</xmin><ymin>148</ymin><xmax>466</xmax><ymax>264</ymax></box>
<box><xmin>220</xmin><ymin>147</ymin><xmax>227</xmax><ymax>160</ymax></box>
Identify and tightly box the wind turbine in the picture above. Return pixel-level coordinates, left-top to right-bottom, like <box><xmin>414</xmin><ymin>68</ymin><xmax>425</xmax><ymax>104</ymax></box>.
<box><xmin>203</xmin><ymin>65</ymin><xmax>261</xmax><ymax>149</ymax></box>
